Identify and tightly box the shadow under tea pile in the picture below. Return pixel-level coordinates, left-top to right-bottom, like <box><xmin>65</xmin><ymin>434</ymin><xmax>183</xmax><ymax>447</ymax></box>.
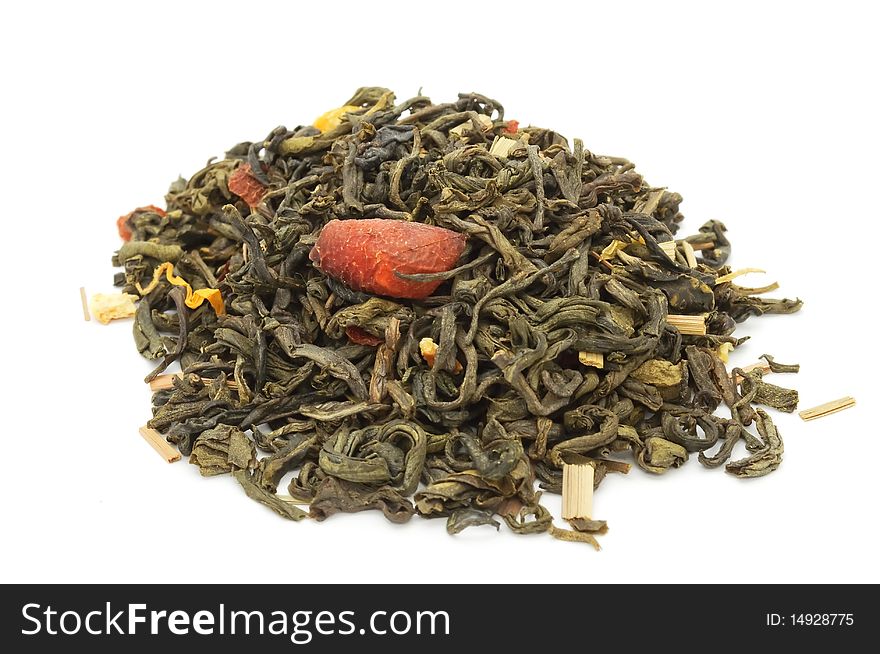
<box><xmin>111</xmin><ymin>87</ymin><xmax>802</xmax><ymax>547</ymax></box>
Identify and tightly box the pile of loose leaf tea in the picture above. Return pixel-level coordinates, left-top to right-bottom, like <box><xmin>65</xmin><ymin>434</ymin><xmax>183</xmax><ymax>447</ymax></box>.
<box><xmin>111</xmin><ymin>87</ymin><xmax>803</xmax><ymax>547</ymax></box>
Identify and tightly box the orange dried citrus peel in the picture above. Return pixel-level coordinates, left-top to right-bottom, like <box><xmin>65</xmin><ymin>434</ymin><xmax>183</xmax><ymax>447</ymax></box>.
<box><xmin>313</xmin><ymin>105</ymin><xmax>362</xmax><ymax>133</ymax></box>
<box><xmin>419</xmin><ymin>337</ymin><xmax>463</xmax><ymax>373</ymax></box>
<box><xmin>137</xmin><ymin>262</ymin><xmax>225</xmax><ymax>315</ymax></box>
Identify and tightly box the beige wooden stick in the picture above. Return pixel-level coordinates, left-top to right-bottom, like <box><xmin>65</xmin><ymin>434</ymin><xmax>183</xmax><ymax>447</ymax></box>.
<box><xmin>680</xmin><ymin>240</ymin><xmax>698</xmax><ymax>268</ymax></box>
<box><xmin>658</xmin><ymin>241</ymin><xmax>677</xmax><ymax>260</ymax></box>
<box><xmin>714</xmin><ymin>268</ymin><xmax>766</xmax><ymax>285</ymax></box>
<box><xmin>138</xmin><ymin>425</ymin><xmax>181</xmax><ymax>463</ymax></box>
<box><xmin>79</xmin><ymin>287</ymin><xmax>91</xmax><ymax>321</ymax></box>
<box><xmin>489</xmin><ymin>136</ymin><xmax>520</xmax><ymax>158</ymax></box>
<box><xmin>149</xmin><ymin>374</ymin><xmax>180</xmax><ymax>391</ymax></box>
<box><xmin>799</xmin><ymin>397</ymin><xmax>855</xmax><ymax>421</ymax></box>
<box><xmin>667</xmin><ymin>314</ymin><xmax>707</xmax><ymax>335</ymax></box>
<box><xmin>562</xmin><ymin>463</ymin><xmax>594</xmax><ymax>520</ymax></box>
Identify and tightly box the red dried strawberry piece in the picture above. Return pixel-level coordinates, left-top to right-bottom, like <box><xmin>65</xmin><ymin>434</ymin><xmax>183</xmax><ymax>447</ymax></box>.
<box><xmin>228</xmin><ymin>163</ymin><xmax>268</xmax><ymax>207</ymax></box>
<box><xmin>345</xmin><ymin>326</ymin><xmax>384</xmax><ymax>346</ymax></box>
<box><xmin>116</xmin><ymin>204</ymin><xmax>166</xmax><ymax>241</ymax></box>
<box><xmin>116</xmin><ymin>215</ymin><xmax>133</xmax><ymax>241</ymax></box>
<box><xmin>309</xmin><ymin>219</ymin><xmax>466</xmax><ymax>300</ymax></box>
<box><xmin>503</xmin><ymin>119</ymin><xmax>519</xmax><ymax>134</ymax></box>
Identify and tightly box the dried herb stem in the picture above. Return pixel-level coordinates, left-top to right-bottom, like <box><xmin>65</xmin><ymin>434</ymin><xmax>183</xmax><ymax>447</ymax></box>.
<box><xmin>799</xmin><ymin>396</ymin><xmax>855</xmax><ymax>421</ymax></box>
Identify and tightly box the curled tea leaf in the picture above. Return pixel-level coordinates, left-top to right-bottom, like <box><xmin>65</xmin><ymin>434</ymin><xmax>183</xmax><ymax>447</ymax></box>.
<box><xmin>190</xmin><ymin>424</ymin><xmax>256</xmax><ymax>476</ymax></box>
<box><xmin>502</xmin><ymin>502</ymin><xmax>552</xmax><ymax>535</ymax></box>
<box><xmin>760</xmin><ymin>354</ymin><xmax>800</xmax><ymax>374</ymax></box>
<box><xmin>549</xmin><ymin>525</ymin><xmax>601</xmax><ymax>550</ymax></box>
<box><xmin>637</xmin><ymin>436</ymin><xmax>688</xmax><ymax>474</ymax></box>
<box><xmin>726</xmin><ymin>410</ymin><xmax>783</xmax><ymax>478</ymax></box>
<box><xmin>115</xmin><ymin>241</ymin><xmax>183</xmax><ymax>264</ymax></box>
<box><xmin>233</xmin><ymin>469</ymin><xmax>308</xmax><ymax>521</ymax></box>
<box><xmin>446</xmin><ymin>508</ymin><xmax>501</xmax><ymax>535</ymax></box>
<box><xmin>458</xmin><ymin>430</ymin><xmax>523</xmax><ymax>481</ymax></box>
<box><xmin>310</xmin><ymin>477</ymin><xmax>414</xmax><ymax>524</ymax></box>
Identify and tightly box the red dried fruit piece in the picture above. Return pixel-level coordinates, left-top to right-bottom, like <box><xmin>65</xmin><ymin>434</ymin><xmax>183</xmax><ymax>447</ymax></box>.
<box><xmin>116</xmin><ymin>204</ymin><xmax>166</xmax><ymax>241</ymax></box>
<box><xmin>309</xmin><ymin>219</ymin><xmax>467</xmax><ymax>300</ymax></box>
<box><xmin>345</xmin><ymin>326</ymin><xmax>384</xmax><ymax>346</ymax></box>
<box><xmin>228</xmin><ymin>163</ymin><xmax>268</xmax><ymax>207</ymax></box>
<box><xmin>116</xmin><ymin>215</ymin><xmax>132</xmax><ymax>241</ymax></box>
<box><xmin>503</xmin><ymin>119</ymin><xmax>519</xmax><ymax>134</ymax></box>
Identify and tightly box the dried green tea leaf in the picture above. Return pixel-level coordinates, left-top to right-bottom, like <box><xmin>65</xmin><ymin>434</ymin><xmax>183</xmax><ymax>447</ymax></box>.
<box><xmin>726</xmin><ymin>410</ymin><xmax>783</xmax><ymax>478</ymax></box>
<box><xmin>568</xmin><ymin>517</ymin><xmax>609</xmax><ymax>534</ymax></box>
<box><xmin>549</xmin><ymin>525</ymin><xmax>601</xmax><ymax>550</ymax></box>
<box><xmin>190</xmin><ymin>424</ymin><xmax>255</xmax><ymax>476</ymax></box>
<box><xmin>310</xmin><ymin>477</ymin><xmax>414</xmax><ymax>524</ymax></box>
<box><xmin>503</xmin><ymin>502</ymin><xmax>553</xmax><ymax>535</ymax></box>
<box><xmin>256</xmin><ymin>432</ymin><xmax>316</xmax><ymax>492</ymax></box>
<box><xmin>232</xmin><ymin>469</ymin><xmax>309</xmax><ymax>521</ymax></box>
<box><xmin>446</xmin><ymin>508</ymin><xmax>501</xmax><ymax>535</ymax></box>
<box><xmin>279</xmin><ymin>135</ymin><xmax>318</xmax><ymax>155</ymax></box>
<box><xmin>115</xmin><ymin>241</ymin><xmax>183</xmax><ymax>264</ymax></box>
<box><xmin>739</xmin><ymin>368</ymin><xmax>799</xmax><ymax>413</ymax></box>
<box><xmin>637</xmin><ymin>437</ymin><xmax>688</xmax><ymax>474</ymax></box>
<box><xmin>459</xmin><ymin>430</ymin><xmax>523</xmax><ymax>481</ymax></box>
<box><xmin>630</xmin><ymin>359</ymin><xmax>683</xmax><ymax>387</ymax></box>
<box><xmin>760</xmin><ymin>354</ymin><xmax>801</xmax><ymax>374</ymax></box>
<box><xmin>699</xmin><ymin>423</ymin><xmax>742</xmax><ymax>469</ymax></box>
<box><xmin>133</xmin><ymin>296</ymin><xmax>166</xmax><ymax>360</ymax></box>
<box><xmin>753</xmin><ymin>379</ymin><xmax>799</xmax><ymax>412</ymax></box>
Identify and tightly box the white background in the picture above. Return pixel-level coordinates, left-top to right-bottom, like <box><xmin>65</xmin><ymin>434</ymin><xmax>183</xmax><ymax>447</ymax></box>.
<box><xmin>1</xmin><ymin>0</ymin><xmax>877</xmax><ymax>584</ymax></box>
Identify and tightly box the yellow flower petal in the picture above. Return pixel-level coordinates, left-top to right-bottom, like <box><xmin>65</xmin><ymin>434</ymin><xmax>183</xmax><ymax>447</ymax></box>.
<box><xmin>137</xmin><ymin>262</ymin><xmax>225</xmax><ymax>316</ymax></box>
